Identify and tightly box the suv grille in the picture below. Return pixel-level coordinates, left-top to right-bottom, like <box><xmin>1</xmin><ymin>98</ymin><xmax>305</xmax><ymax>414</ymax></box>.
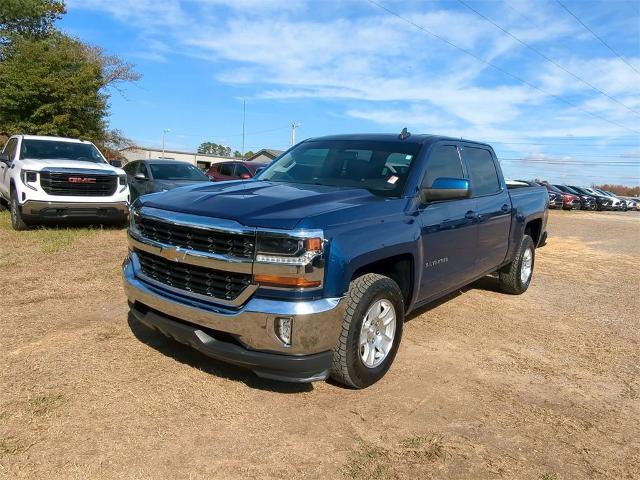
<box><xmin>136</xmin><ymin>216</ymin><xmax>255</xmax><ymax>259</ymax></box>
<box><xmin>136</xmin><ymin>250</ymin><xmax>252</xmax><ymax>301</ymax></box>
<box><xmin>40</xmin><ymin>171</ymin><xmax>117</xmax><ymax>196</ymax></box>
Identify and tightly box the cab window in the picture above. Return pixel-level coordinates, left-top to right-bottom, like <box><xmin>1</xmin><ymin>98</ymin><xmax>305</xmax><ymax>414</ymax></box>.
<box><xmin>422</xmin><ymin>145</ymin><xmax>463</xmax><ymax>187</ymax></box>
<box><xmin>463</xmin><ymin>147</ymin><xmax>500</xmax><ymax>196</ymax></box>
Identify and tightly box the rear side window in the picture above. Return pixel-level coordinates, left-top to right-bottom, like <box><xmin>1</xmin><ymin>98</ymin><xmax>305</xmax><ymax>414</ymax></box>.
<box><xmin>422</xmin><ymin>145</ymin><xmax>463</xmax><ymax>187</ymax></box>
<box><xmin>464</xmin><ymin>147</ymin><xmax>500</xmax><ymax>196</ymax></box>
<box><xmin>219</xmin><ymin>163</ymin><xmax>235</xmax><ymax>176</ymax></box>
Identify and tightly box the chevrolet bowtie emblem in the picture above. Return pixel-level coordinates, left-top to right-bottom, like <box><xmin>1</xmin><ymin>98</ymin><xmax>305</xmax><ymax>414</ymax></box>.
<box><xmin>162</xmin><ymin>246</ymin><xmax>186</xmax><ymax>262</ymax></box>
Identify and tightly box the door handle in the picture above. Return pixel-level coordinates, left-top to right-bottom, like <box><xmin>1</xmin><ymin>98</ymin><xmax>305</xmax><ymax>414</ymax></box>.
<box><xmin>501</xmin><ymin>204</ymin><xmax>510</xmax><ymax>213</ymax></box>
<box><xmin>465</xmin><ymin>210</ymin><xmax>477</xmax><ymax>220</ymax></box>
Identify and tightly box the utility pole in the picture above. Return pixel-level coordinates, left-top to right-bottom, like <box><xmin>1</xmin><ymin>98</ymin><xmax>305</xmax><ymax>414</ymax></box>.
<box><xmin>290</xmin><ymin>122</ymin><xmax>300</xmax><ymax>146</ymax></box>
<box><xmin>161</xmin><ymin>128</ymin><xmax>170</xmax><ymax>158</ymax></box>
<box><xmin>241</xmin><ymin>100</ymin><xmax>246</xmax><ymax>157</ymax></box>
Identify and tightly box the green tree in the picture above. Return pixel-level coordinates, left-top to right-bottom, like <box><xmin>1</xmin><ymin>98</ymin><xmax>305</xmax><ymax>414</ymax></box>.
<box><xmin>0</xmin><ymin>33</ymin><xmax>139</xmax><ymax>141</ymax></box>
<box><xmin>233</xmin><ymin>150</ymin><xmax>242</xmax><ymax>158</ymax></box>
<box><xmin>1</xmin><ymin>0</ymin><xmax>65</xmax><ymax>42</ymax></box>
<box><xmin>198</xmin><ymin>142</ymin><xmax>231</xmax><ymax>157</ymax></box>
<box><xmin>244</xmin><ymin>150</ymin><xmax>254</xmax><ymax>159</ymax></box>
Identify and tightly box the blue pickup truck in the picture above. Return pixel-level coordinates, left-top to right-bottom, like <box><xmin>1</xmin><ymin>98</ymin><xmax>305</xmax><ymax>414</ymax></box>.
<box><xmin>123</xmin><ymin>133</ymin><xmax>548</xmax><ymax>388</ymax></box>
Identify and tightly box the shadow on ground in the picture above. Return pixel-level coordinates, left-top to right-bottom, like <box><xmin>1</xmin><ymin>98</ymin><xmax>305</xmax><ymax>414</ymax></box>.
<box><xmin>127</xmin><ymin>312</ymin><xmax>314</xmax><ymax>394</ymax></box>
<box><xmin>406</xmin><ymin>275</ymin><xmax>502</xmax><ymax>322</ymax></box>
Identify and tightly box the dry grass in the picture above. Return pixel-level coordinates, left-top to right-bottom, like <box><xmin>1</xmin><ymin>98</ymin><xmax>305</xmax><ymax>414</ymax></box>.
<box><xmin>0</xmin><ymin>209</ymin><xmax>638</xmax><ymax>479</ymax></box>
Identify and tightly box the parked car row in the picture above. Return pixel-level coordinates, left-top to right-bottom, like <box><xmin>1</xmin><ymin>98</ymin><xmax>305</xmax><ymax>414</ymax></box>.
<box><xmin>509</xmin><ymin>180</ymin><xmax>639</xmax><ymax>212</ymax></box>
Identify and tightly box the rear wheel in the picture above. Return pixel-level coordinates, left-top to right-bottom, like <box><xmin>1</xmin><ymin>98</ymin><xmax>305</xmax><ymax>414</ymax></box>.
<box><xmin>498</xmin><ymin>235</ymin><xmax>534</xmax><ymax>295</ymax></box>
<box><xmin>330</xmin><ymin>274</ymin><xmax>404</xmax><ymax>389</ymax></box>
<box><xmin>10</xmin><ymin>189</ymin><xmax>29</xmax><ymax>231</ymax></box>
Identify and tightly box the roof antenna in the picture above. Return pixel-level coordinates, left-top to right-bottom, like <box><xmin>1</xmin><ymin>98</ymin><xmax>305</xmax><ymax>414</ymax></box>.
<box><xmin>399</xmin><ymin>127</ymin><xmax>410</xmax><ymax>140</ymax></box>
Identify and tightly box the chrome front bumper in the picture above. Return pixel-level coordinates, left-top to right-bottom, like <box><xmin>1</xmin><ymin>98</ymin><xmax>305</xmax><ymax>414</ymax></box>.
<box><xmin>123</xmin><ymin>254</ymin><xmax>346</xmax><ymax>356</ymax></box>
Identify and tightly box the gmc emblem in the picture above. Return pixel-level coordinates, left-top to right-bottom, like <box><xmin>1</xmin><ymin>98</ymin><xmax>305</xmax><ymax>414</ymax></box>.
<box><xmin>68</xmin><ymin>177</ymin><xmax>96</xmax><ymax>183</ymax></box>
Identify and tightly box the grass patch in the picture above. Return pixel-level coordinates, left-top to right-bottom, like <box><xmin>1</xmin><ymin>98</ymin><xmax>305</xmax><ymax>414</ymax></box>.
<box><xmin>399</xmin><ymin>434</ymin><xmax>446</xmax><ymax>460</ymax></box>
<box><xmin>542</xmin><ymin>474</ymin><xmax>558</xmax><ymax>480</ymax></box>
<box><xmin>342</xmin><ymin>440</ymin><xmax>391</xmax><ymax>480</ymax></box>
<box><xmin>28</xmin><ymin>226</ymin><xmax>98</xmax><ymax>254</ymax></box>
<box><xmin>0</xmin><ymin>209</ymin><xmax>9</xmax><ymax>230</ymax></box>
<box><xmin>29</xmin><ymin>394</ymin><xmax>65</xmax><ymax>415</ymax></box>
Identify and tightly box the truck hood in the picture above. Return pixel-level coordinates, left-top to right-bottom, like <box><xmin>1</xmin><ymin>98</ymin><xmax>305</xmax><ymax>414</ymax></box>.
<box><xmin>20</xmin><ymin>158</ymin><xmax>123</xmax><ymax>175</ymax></box>
<box><xmin>139</xmin><ymin>180</ymin><xmax>387</xmax><ymax>229</ymax></box>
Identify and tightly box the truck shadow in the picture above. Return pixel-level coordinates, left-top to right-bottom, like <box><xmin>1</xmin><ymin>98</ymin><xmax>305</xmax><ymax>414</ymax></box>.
<box><xmin>405</xmin><ymin>275</ymin><xmax>501</xmax><ymax>322</ymax></box>
<box><xmin>127</xmin><ymin>313</ymin><xmax>314</xmax><ymax>394</ymax></box>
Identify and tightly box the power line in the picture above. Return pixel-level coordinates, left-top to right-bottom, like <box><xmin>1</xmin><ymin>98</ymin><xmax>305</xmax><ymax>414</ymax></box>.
<box><xmin>365</xmin><ymin>0</ymin><xmax>640</xmax><ymax>135</ymax></box>
<box><xmin>457</xmin><ymin>0</ymin><xmax>640</xmax><ymax>116</ymax></box>
<box><xmin>555</xmin><ymin>0</ymin><xmax>640</xmax><ymax>77</ymax></box>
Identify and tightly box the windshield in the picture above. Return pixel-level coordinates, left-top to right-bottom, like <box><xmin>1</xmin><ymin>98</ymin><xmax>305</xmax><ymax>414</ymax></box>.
<box><xmin>255</xmin><ymin>140</ymin><xmax>422</xmax><ymax>197</ymax></box>
<box><xmin>20</xmin><ymin>139</ymin><xmax>106</xmax><ymax>163</ymax></box>
<box><xmin>561</xmin><ymin>185</ymin><xmax>581</xmax><ymax>195</ymax></box>
<box><xmin>569</xmin><ymin>186</ymin><xmax>587</xmax><ymax>195</ymax></box>
<box><xmin>149</xmin><ymin>163</ymin><xmax>209</xmax><ymax>181</ymax></box>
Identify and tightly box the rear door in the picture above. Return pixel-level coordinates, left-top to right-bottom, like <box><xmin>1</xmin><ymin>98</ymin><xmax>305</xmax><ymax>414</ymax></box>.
<box><xmin>460</xmin><ymin>144</ymin><xmax>511</xmax><ymax>276</ymax></box>
<box><xmin>417</xmin><ymin>143</ymin><xmax>478</xmax><ymax>301</ymax></box>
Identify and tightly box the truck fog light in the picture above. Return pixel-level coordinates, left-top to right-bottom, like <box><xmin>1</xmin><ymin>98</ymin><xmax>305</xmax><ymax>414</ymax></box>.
<box><xmin>275</xmin><ymin>317</ymin><xmax>293</xmax><ymax>346</ymax></box>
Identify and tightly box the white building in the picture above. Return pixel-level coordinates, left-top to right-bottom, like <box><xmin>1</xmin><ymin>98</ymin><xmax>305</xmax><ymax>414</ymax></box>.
<box><xmin>119</xmin><ymin>146</ymin><xmax>233</xmax><ymax>171</ymax></box>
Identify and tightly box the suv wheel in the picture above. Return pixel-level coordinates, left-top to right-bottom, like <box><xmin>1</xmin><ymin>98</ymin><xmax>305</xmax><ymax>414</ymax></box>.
<box><xmin>330</xmin><ymin>273</ymin><xmax>404</xmax><ymax>389</ymax></box>
<box><xmin>10</xmin><ymin>190</ymin><xmax>29</xmax><ymax>231</ymax></box>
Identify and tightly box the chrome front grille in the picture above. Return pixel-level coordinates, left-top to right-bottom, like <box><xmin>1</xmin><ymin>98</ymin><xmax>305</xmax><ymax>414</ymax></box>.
<box><xmin>136</xmin><ymin>250</ymin><xmax>252</xmax><ymax>301</ymax></box>
<box><xmin>136</xmin><ymin>216</ymin><xmax>255</xmax><ymax>259</ymax></box>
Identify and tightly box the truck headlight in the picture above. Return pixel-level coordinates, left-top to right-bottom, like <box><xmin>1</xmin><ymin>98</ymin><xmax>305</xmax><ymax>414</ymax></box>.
<box><xmin>254</xmin><ymin>234</ymin><xmax>324</xmax><ymax>288</ymax></box>
<box><xmin>20</xmin><ymin>170</ymin><xmax>38</xmax><ymax>190</ymax></box>
<box><xmin>118</xmin><ymin>174</ymin><xmax>127</xmax><ymax>186</ymax></box>
<box><xmin>255</xmin><ymin>236</ymin><xmax>323</xmax><ymax>265</ymax></box>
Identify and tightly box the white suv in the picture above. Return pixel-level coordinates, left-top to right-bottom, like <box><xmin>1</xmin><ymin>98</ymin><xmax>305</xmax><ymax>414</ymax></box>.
<box><xmin>0</xmin><ymin>135</ymin><xmax>130</xmax><ymax>230</ymax></box>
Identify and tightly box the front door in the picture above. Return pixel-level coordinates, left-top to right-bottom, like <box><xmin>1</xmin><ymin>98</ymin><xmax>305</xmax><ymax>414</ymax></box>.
<box><xmin>417</xmin><ymin>144</ymin><xmax>478</xmax><ymax>302</ymax></box>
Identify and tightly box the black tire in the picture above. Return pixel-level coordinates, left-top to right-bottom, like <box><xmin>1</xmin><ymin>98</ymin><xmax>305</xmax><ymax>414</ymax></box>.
<box><xmin>499</xmin><ymin>235</ymin><xmax>535</xmax><ymax>295</ymax></box>
<box><xmin>330</xmin><ymin>273</ymin><xmax>404</xmax><ymax>389</ymax></box>
<box><xmin>10</xmin><ymin>189</ymin><xmax>29</xmax><ymax>231</ymax></box>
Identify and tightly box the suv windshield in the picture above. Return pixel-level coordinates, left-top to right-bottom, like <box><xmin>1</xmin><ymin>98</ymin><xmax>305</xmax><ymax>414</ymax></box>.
<box><xmin>20</xmin><ymin>139</ymin><xmax>106</xmax><ymax>163</ymax></box>
<box><xmin>150</xmin><ymin>163</ymin><xmax>209</xmax><ymax>181</ymax></box>
<box><xmin>256</xmin><ymin>140</ymin><xmax>422</xmax><ymax>197</ymax></box>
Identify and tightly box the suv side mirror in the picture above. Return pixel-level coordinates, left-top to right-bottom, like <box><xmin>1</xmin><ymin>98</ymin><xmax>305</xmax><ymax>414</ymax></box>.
<box><xmin>420</xmin><ymin>177</ymin><xmax>470</xmax><ymax>203</ymax></box>
<box><xmin>0</xmin><ymin>152</ymin><xmax>9</xmax><ymax>164</ymax></box>
<box><xmin>134</xmin><ymin>172</ymin><xmax>147</xmax><ymax>181</ymax></box>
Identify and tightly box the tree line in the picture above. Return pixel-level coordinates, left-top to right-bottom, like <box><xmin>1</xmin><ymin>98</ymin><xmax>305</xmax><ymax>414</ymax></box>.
<box><xmin>197</xmin><ymin>142</ymin><xmax>254</xmax><ymax>159</ymax></box>
<box><xmin>0</xmin><ymin>0</ymin><xmax>139</xmax><ymax>158</ymax></box>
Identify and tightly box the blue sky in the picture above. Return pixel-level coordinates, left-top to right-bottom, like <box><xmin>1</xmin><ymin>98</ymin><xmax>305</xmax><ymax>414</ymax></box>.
<box><xmin>62</xmin><ymin>0</ymin><xmax>639</xmax><ymax>186</ymax></box>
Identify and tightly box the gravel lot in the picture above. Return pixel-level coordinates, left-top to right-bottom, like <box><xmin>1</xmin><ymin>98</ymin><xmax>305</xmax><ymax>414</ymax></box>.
<box><xmin>0</xmin><ymin>210</ymin><xmax>638</xmax><ymax>479</ymax></box>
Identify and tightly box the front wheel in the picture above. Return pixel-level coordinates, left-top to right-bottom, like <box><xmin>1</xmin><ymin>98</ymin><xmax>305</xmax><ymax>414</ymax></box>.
<box><xmin>498</xmin><ymin>235</ymin><xmax>535</xmax><ymax>295</ymax></box>
<box><xmin>10</xmin><ymin>190</ymin><xmax>29</xmax><ymax>231</ymax></box>
<box><xmin>330</xmin><ymin>274</ymin><xmax>404</xmax><ymax>389</ymax></box>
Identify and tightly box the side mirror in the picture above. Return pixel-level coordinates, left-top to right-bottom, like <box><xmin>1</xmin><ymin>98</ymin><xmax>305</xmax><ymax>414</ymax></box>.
<box><xmin>134</xmin><ymin>173</ymin><xmax>147</xmax><ymax>181</ymax></box>
<box><xmin>0</xmin><ymin>152</ymin><xmax>9</xmax><ymax>164</ymax></box>
<box><xmin>109</xmin><ymin>159</ymin><xmax>123</xmax><ymax>168</ymax></box>
<box><xmin>240</xmin><ymin>173</ymin><xmax>251</xmax><ymax>179</ymax></box>
<box><xmin>420</xmin><ymin>177</ymin><xmax>470</xmax><ymax>203</ymax></box>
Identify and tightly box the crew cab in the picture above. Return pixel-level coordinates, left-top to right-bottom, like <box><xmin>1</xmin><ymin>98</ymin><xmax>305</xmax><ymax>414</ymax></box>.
<box><xmin>0</xmin><ymin>135</ymin><xmax>129</xmax><ymax>230</ymax></box>
<box><xmin>123</xmin><ymin>133</ymin><xmax>548</xmax><ymax>388</ymax></box>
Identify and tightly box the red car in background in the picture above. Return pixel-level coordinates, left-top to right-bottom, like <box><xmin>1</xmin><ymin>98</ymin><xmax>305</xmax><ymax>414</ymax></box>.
<box><xmin>539</xmin><ymin>182</ymin><xmax>580</xmax><ymax>210</ymax></box>
<box><xmin>206</xmin><ymin>160</ymin><xmax>269</xmax><ymax>182</ymax></box>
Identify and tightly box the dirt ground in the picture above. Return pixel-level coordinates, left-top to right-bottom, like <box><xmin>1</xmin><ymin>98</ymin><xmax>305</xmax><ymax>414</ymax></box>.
<box><xmin>0</xmin><ymin>209</ymin><xmax>638</xmax><ymax>479</ymax></box>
